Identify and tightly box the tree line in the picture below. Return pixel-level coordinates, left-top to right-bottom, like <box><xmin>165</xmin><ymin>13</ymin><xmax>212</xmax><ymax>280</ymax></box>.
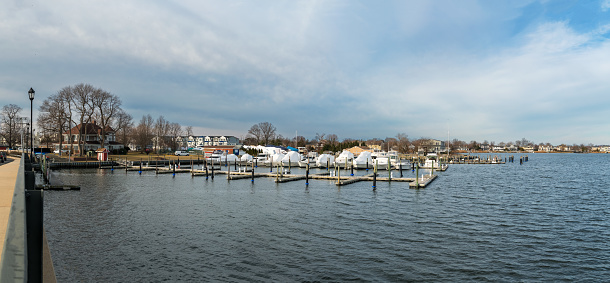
<box><xmin>0</xmin><ymin>83</ymin><xmax>193</xmax><ymax>155</ymax></box>
<box><xmin>244</xmin><ymin>122</ymin><xmax>599</xmax><ymax>154</ymax></box>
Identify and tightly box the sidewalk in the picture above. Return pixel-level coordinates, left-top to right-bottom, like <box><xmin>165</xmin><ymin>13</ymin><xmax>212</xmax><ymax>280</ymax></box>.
<box><xmin>0</xmin><ymin>157</ymin><xmax>20</xmax><ymax>263</ymax></box>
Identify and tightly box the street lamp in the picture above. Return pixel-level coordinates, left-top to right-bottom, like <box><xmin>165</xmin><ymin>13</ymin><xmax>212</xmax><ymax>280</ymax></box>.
<box><xmin>28</xmin><ymin>87</ymin><xmax>35</xmax><ymax>156</ymax></box>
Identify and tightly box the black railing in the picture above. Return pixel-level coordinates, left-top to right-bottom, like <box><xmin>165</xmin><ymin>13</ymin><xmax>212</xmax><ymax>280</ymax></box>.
<box><xmin>0</xmin><ymin>153</ymin><xmax>43</xmax><ymax>283</ymax></box>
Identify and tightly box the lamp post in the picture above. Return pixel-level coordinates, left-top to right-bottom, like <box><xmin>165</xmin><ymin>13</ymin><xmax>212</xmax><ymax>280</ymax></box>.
<box><xmin>28</xmin><ymin>88</ymin><xmax>35</xmax><ymax>156</ymax></box>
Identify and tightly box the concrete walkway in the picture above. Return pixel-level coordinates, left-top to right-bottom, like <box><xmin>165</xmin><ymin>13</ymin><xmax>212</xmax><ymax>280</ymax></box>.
<box><xmin>0</xmin><ymin>157</ymin><xmax>20</xmax><ymax>263</ymax></box>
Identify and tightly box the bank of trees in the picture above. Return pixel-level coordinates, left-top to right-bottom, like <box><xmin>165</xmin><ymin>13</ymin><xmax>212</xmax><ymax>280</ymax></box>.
<box><xmin>0</xmin><ymin>104</ymin><xmax>25</xmax><ymax>149</ymax></box>
<box><xmin>37</xmin><ymin>83</ymin><xmax>132</xmax><ymax>155</ymax></box>
<box><xmin>131</xmin><ymin>114</ymin><xmax>184</xmax><ymax>153</ymax></box>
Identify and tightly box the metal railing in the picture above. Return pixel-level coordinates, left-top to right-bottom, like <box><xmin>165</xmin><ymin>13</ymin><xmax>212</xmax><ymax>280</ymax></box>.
<box><xmin>0</xmin><ymin>153</ymin><xmax>43</xmax><ymax>283</ymax></box>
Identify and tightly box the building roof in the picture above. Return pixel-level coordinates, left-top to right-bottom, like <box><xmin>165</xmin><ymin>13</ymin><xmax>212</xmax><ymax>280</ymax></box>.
<box><xmin>63</xmin><ymin>121</ymin><xmax>114</xmax><ymax>135</ymax></box>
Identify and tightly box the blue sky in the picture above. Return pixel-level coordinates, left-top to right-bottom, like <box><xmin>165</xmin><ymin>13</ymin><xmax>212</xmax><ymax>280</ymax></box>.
<box><xmin>2</xmin><ymin>0</ymin><xmax>610</xmax><ymax>145</ymax></box>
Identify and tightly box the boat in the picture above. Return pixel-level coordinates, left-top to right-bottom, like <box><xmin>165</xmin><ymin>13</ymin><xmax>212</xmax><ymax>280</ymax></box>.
<box><xmin>335</xmin><ymin>151</ymin><xmax>354</xmax><ymax>168</ymax></box>
<box><xmin>239</xmin><ymin>153</ymin><xmax>253</xmax><ymax>165</ymax></box>
<box><xmin>353</xmin><ymin>151</ymin><xmax>373</xmax><ymax>169</ymax></box>
<box><xmin>266</xmin><ymin>152</ymin><xmax>285</xmax><ymax>167</ymax></box>
<box><xmin>252</xmin><ymin>153</ymin><xmax>269</xmax><ymax>167</ymax></box>
<box><xmin>207</xmin><ymin>150</ymin><xmax>223</xmax><ymax>165</ymax></box>
<box><xmin>419</xmin><ymin>153</ymin><xmax>448</xmax><ymax>170</ymax></box>
<box><xmin>299</xmin><ymin>152</ymin><xmax>318</xmax><ymax>168</ymax></box>
<box><xmin>281</xmin><ymin>151</ymin><xmax>301</xmax><ymax>167</ymax></box>
<box><xmin>316</xmin><ymin>154</ymin><xmax>335</xmax><ymax>168</ymax></box>
<box><xmin>220</xmin><ymin>154</ymin><xmax>238</xmax><ymax>165</ymax></box>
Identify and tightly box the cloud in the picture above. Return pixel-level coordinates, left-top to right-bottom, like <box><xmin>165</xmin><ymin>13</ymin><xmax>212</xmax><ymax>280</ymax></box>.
<box><xmin>1</xmin><ymin>1</ymin><xmax>610</xmax><ymax>145</ymax></box>
<box><xmin>603</xmin><ymin>0</ymin><xmax>610</xmax><ymax>12</ymax></box>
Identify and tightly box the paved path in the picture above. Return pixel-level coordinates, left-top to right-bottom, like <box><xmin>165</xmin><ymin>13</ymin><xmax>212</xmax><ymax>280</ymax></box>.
<box><xmin>0</xmin><ymin>157</ymin><xmax>20</xmax><ymax>263</ymax></box>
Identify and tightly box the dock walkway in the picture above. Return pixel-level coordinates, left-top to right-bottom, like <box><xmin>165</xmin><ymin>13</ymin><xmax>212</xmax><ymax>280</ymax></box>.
<box><xmin>0</xmin><ymin>157</ymin><xmax>20</xmax><ymax>262</ymax></box>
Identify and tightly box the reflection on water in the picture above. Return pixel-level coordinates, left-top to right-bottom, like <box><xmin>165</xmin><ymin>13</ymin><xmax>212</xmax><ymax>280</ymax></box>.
<box><xmin>44</xmin><ymin>154</ymin><xmax>610</xmax><ymax>281</ymax></box>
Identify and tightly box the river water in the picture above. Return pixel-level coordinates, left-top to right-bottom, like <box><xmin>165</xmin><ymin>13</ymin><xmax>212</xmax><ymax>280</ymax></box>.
<box><xmin>44</xmin><ymin>153</ymin><xmax>610</xmax><ymax>282</ymax></box>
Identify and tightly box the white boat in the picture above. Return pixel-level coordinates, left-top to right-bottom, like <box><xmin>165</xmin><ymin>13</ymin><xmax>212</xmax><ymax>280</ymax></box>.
<box><xmin>266</xmin><ymin>153</ymin><xmax>285</xmax><ymax>167</ymax></box>
<box><xmin>281</xmin><ymin>151</ymin><xmax>301</xmax><ymax>167</ymax></box>
<box><xmin>220</xmin><ymin>154</ymin><xmax>239</xmax><ymax>165</ymax></box>
<box><xmin>316</xmin><ymin>154</ymin><xmax>335</xmax><ymax>168</ymax></box>
<box><xmin>239</xmin><ymin>153</ymin><xmax>253</xmax><ymax>165</ymax></box>
<box><xmin>207</xmin><ymin>150</ymin><xmax>223</xmax><ymax>165</ymax></box>
<box><xmin>298</xmin><ymin>152</ymin><xmax>316</xmax><ymax>168</ymax></box>
<box><xmin>252</xmin><ymin>153</ymin><xmax>268</xmax><ymax>166</ymax></box>
<box><xmin>353</xmin><ymin>151</ymin><xmax>373</xmax><ymax>169</ymax></box>
<box><xmin>419</xmin><ymin>153</ymin><xmax>448</xmax><ymax>170</ymax></box>
<box><xmin>335</xmin><ymin>151</ymin><xmax>354</xmax><ymax>168</ymax></box>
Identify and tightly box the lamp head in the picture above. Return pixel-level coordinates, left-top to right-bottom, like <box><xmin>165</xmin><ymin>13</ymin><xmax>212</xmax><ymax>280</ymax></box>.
<box><xmin>28</xmin><ymin>88</ymin><xmax>35</xmax><ymax>100</ymax></box>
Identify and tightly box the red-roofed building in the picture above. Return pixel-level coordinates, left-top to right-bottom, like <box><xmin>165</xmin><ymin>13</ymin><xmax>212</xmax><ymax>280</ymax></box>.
<box><xmin>55</xmin><ymin>121</ymin><xmax>123</xmax><ymax>154</ymax></box>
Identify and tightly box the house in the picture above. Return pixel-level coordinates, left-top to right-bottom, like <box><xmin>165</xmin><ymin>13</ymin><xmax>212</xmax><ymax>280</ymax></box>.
<box><xmin>346</xmin><ymin>146</ymin><xmax>372</xmax><ymax>156</ymax></box>
<box><xmin>419</xmin><ymin>139</ymin><xmax>446</xmax><ymax>153</ymax></box>
<box><xmin>57</xmin><ymin>121</ymin><xmax>123</xmax><ymax>153</ymax></box>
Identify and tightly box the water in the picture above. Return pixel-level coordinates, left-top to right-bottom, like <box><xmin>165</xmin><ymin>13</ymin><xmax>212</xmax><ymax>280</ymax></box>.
<box><xmin>44</xmin><ymin>154</ymin><xmax>610</xmax><ymax>282</ymax></box>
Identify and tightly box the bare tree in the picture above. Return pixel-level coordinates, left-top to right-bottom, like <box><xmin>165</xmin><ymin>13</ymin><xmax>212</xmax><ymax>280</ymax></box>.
<box><xmin>133</xmin><ymin>114</ymin><xmax>154</xmax><ymax>152</ymax></box>
<box><xmin>154</xmin><ymin>116</ymin><xmax>170</xmax><ymax>152</ymax></box>
<box><xmin>92</xmin><ymin>89</ymin><xmax>122</xmax><ymax>149</ymax></box>
<box><xmin>396</xmin><ymin>133</ymin><xmax>410</xmax><ymax>153</ymax></box>
<box><xmin>1</xmin><ymin>104</ymin><xmax>23</xmax><ymax>149</ymax></box>
<box><xmin>248</xmin><ymin>122</ymin><xmax>276</xmax><ymax>145</ymax></box>
<box><xmin>168</xmin><ymin>122</ymin><xmax>182</xmax><ymax>151</ymax></box>
<box><xmin>327</xmin><ymin>134</ymin><xmax>338</xmax><ymax>146</ymax></box>
<box><xmin>38</xmin><ymin>94</ymin><xmax>69</xmax><ymax>153</ymax></box>
<box><xmin>71</xmin><ymin>83</ymin><xmax>97</xmax><ymax>155</ymax></box>
<box><xmin>247</xmin><ymin>124</ymin><xmax>263</xmax><ymax>145</ymax></box>
<box><xmin>113</xmin><ymin>109</ymin><xmax>133</xmax><ymax>148</ymax></box>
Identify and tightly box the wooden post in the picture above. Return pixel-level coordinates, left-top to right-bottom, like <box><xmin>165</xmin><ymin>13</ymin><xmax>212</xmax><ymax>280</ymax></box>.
<box><xmin>399</xmin><ymin>161</ymin><xmax>402</xmax><ymax>178</ymax></box>
<box><xmin>305</xmin><ymin>163</ymin><xmax>309</xmax><ymax>185</ymax></box>
<box><xmin>373</xmin><ymin>159</ymin><xmax>377</xmax><ymax>189</ymax></box>
<box><xmin>139</xmin><ymin>158</ymin><xmax>142</xmax><ymax>175</ymax></box>
<box><xmin>337</xmin><ymin>164</ymin><xmax>340</xmax><ymax>185</ymax></box>
<box><xmin>388</xmin><ymin>157</ymin><xmax>391</xmax><ymax>181</ymax></box>
<box><xmin>415</xmin><ymin>162</ymin><xmax>419</xmax><ymax>188</ymax></box>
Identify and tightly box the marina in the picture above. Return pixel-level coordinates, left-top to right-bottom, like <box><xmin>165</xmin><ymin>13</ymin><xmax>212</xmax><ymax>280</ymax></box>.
<box><xmin>39</xmin><ymin>153</ymin><xmax>610</xmax><ymax>282</ymax></box>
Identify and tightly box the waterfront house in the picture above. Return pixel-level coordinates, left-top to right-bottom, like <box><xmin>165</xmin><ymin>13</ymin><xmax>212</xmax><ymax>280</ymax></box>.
<box><xmin>346</xmin><ymin>146</ymin><xmax>372</xmax><ymax>156</ymax></box>
<box><xmin>419</xmin><ymin>139</ymin><xmax>446</xmax><ymax>153</ymax></box>
<box><xmin>57</xmin><ymin>121</ymin><xmax>123</xmax><ymax>153</ymax></box>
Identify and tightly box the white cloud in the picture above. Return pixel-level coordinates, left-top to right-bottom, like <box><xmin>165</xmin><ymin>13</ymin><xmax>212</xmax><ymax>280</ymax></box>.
<box><xmin>602</xmin><ymin>0</ymin><xmax>610</xmax><ymax>12</ymax></box>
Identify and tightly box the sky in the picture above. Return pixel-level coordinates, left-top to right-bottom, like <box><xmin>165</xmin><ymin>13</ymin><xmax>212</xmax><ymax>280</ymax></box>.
<box><xmin>1</xmin><ymin>0</ymin><xmax>610</xmax><ymax>145</ymax></box>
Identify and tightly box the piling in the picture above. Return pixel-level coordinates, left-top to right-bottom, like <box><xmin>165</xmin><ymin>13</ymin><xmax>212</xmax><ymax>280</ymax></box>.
<box><xmin>139</xmin><ymin>158</ymin><xmax>142</xmax><ymax>175</ymax></box>
<box><xmin>211</xmin><ymin>161</ymin><xmax>214</xmax><ymax>179</ymax></box>
<box><xmin>305</xmin><ymin>163</ymin><xmax>309</xmax><ymax>185</ymax></box>
<box><xmin>399</xmin><ymin>162</ymin><xmax>403</xmax><ymax>178</ymax></box>
<box><xmin>173</xmin><ymin>160</ymin><xmax>176</xmax><ymax>177</ymax></box>
<box><xmin>415</xmin><ymin>162</ymin><xmax>419</xmax><ymax>188</ymax></box>
<box><xmin>337</xmin><ymin>164</ymin><xmax>341</xmax><ymax>185</ymax></box>
<box><xmin>373</xmin><ymin>159</ymin><xmax>378</xmax><ymax>189</ymax></box>
<box><xmin>388</xmin><ymin>157</ymin><xmax>391</xmax><ymax>182</ymax></box>
<box><xmin>251</xmin><ymin>163</ymin><xmax>255</xmax><ymax>182</ymax></box>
